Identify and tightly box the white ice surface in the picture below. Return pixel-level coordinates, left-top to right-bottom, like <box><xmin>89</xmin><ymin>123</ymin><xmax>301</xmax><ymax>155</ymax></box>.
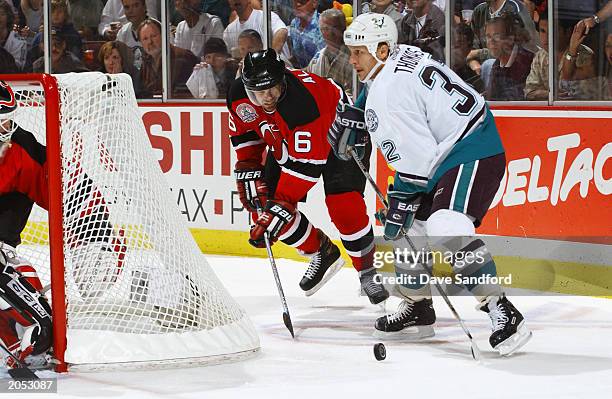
<box><xmin>5</xmin><ymin>255</ymin><xmax>612</xmax><ymax>399</ymax></box>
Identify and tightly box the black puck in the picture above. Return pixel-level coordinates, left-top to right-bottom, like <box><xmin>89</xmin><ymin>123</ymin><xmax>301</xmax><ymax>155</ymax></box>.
<box><xmin>373</xmin><ymin>343</ymin><xmax>386</xmax><ymax>361</ymax></box>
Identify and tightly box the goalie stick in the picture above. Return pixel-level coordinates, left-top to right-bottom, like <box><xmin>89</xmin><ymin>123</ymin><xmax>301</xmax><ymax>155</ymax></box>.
<box><xmin>0</xmin><ymin>341</ymin><xmax>39</xmax><ymax>380</ymax></box>
<box><xmin>254</xmin><ymin>200</ymin><xmax>295</xmax><ymax>338</ymax></box>
<box><xmin>349</xmin><ymin>149</ymin><xmax>483</xmax><ymax>362</ymax></box>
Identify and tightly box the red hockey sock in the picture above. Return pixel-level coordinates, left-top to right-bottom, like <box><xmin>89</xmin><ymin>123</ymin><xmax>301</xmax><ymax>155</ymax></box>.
<box><xmin>325</xmin><ymin>192</ymin><xmax>375</xmax><ymax>272</ymax></box>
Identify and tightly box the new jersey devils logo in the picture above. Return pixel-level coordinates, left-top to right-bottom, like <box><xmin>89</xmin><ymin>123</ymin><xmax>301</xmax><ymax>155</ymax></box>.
<box><xmin>259</xmin><ymin>121</ymin><xmax>288</xmax><ymax>164</ymax></box>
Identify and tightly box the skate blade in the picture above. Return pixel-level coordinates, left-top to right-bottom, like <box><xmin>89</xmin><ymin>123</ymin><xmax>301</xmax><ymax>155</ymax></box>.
<box><xmin>496</xmin><ymin>321</ymin><xmax>532</xmax><ymax>356</ymax></box>
<box><xmin>373</xmin><ymin>325</ymin><xmax>435</xmax><ymax>341</ymax></box>
<box><xmin>304</xmin><ymin>258</ymin><xmax>345</xmax><ymax>297</ymax></box>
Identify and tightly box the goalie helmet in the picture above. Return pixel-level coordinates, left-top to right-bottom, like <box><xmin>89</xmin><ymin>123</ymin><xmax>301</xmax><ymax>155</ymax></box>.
<box><xmin>344</xmin><ymin>13</ymin><xmax>398</xmax><ymax>81</ymax></box>
<box><xmin>0</xmin><ymin>80</ymin><xmax>18</xmax><ymax>141</ymax></box>
<box><xmin>241</xmin><ymin>49</ymin><xmax>286</xmax><ymax>105</ymax></box>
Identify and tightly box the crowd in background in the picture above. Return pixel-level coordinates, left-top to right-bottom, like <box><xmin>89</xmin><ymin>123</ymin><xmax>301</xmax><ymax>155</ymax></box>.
<box><xmin>0</xmin><ymin>0</ymin><xmax>610</xmax><ymax>101</ymax></box>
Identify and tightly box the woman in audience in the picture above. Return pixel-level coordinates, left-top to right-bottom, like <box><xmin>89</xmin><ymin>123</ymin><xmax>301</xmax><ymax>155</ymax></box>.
<box><xmin>98</xmin><ymin>40</ymin><xmax>143</xmax><ymax>96</ymax></box>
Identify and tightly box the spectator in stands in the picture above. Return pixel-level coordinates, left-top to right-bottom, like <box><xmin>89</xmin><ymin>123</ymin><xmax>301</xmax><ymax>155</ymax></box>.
<box><xmin>224</xmin><ymin>0</ymin><xmax>288</xmax><ymax>59</ymax></box>
<box><xmin>451</xmin><ymin>22</ymin><xmax>485</xmax><ymax>93</ymax></box>
<box><xmin>305</xmin><ymin>8</ymin><xmax>352</xmax><ymax>96</ymax></box>
<box><xmin>138</xmin><ymin>18</ymin><xmax>198</xmax><ymax>98</ymax></box>
<box><xmin>0</xmin><ymin>0</ymin><xmax>27</xmax><ymax>70</ymax></box>
<box><xmin>362</xmin><ymin>0</ymin><xmax>403</xmax><ymax>30</ymax></box>
<box><xmin>484</xmin><ymin>13</ymin><xmax>534</xmax><ymax>101</ymax></box>
<box><xmin>524</xmin><ymin>9</ymin><xmax>549</xmax><ymax>100</ymax></box>
<box><xmin>187</xmin><ymin>37</ymin><xmax>238</xmax><ymax>98</ymax></box>
<box><xmin>557</xmin><ymin>18</ymin><xmax>598</xmax><ymax>100</ymax></box>
<box><xmin>98</xmin><ymin>40</ymin><xmax>142</xmax><ymax>96</ymax></box>
<box><xmin>67</xmin><ymin>0</ymin><xmax>105</xmax><ymax>40</ymax></box>
<box><xmin>237</xmin><ymin>28</ymin><xmax>263</xmax><ymax>59</ymax></box>
<box><xmin>0</xmin><ymin>46</ymin><xmax>18</xmax><ymax>73</ymax></box>
<box><xmin>33</xmin><ymin>28</ymin><xmax>88</xmax><ymax>73</ymax></box>
<box><xmin>99</xmin><ymin>0</ymin><xmax>159</xmax><ymax>40</ymax></box>
<box><xmin>116</xmin><ymin>0</ymin><xmax>149</xmax><ymax>70</ymax></box>
<box><xmin>398</xmin><ymin>0</ymin><xmax>445</xmax><ymax>62</ymax></box>
<box><xmin>51</xmin><ymin>0</ymin><xmax>83</xmax><ymax>59</ymax></box>
<box><xmin>468</xmin><ymin>0</ymin><xmax>538</xmax><ymax>72</ymax></box>
<box><xmin>288</xmin><ymin>0</ymin><xmax>325</xmax><ymax>68</ymax></box>
<box><xmin>174</xmin><ymin>0</ymin><xmax>224</xmax><ymax>58</ymax></box>
<box><xmin>20</xmin><ymin>0</ymin><xmax>43</xmax><ymax>32</ymax></box>
<box><xmin>117</xmin><ymin>0</ymin><xmax>149</xmax><ymax>48</ymax></box>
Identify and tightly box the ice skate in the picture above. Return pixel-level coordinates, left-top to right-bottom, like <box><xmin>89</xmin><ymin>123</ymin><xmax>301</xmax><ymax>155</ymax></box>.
<box><xmin>480</xmin><ymin>295</ymin><xmax>532</xmax><ymax>356</ymax></box>
<box><xmin>374</xmin><ymin>298</ymin><xmax>436</xmax><ymax>340</ymax></box>
<box><xmin>299</xmin><ymin>231</ymin><xmax>344</xmax><ymax>296</ymax></box>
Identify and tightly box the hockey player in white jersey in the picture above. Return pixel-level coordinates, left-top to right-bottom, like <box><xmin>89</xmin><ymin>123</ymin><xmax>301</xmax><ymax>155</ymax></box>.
<box><xmin>329</xmin><ymin>13</ymin><xmax>531</xmax><ymax>356</ymax></box>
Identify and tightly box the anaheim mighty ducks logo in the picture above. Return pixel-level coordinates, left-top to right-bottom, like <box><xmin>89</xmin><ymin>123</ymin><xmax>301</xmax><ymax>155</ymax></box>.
<box><xmin>372</xmin><ymin>17</ymin><xmax>385</xmax><ymax>28</ymax></box>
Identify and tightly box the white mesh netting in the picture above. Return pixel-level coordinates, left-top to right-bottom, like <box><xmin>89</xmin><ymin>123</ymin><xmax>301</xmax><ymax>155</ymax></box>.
<box><xmin>4</xmin><ymin>73</ymin><xmax>259</xmax><ymax>370</ymax></box>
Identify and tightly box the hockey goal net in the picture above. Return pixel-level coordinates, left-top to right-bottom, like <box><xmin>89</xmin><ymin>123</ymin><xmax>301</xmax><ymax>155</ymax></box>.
<box><xmin>0</xmin><ymin>73</ymin><xmax>259</xmax><ymax>371</ymax></box>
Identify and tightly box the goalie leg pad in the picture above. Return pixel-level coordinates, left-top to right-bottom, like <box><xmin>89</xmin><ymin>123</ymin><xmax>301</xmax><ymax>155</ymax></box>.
<box><xmin>0</xmin><ymin>246</ymin><xmax>52</xmax><ymax>357</ymax></box>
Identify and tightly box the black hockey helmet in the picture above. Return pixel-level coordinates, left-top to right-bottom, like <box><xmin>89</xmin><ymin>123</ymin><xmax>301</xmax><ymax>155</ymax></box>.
<box><xmin>241</xmin><ymin>49</ymin><xmax>286</xmax><ymax>92</ymax></box>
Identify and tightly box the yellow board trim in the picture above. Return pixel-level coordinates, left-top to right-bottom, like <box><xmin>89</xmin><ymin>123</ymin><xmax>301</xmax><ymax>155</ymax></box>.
<box><xmin>22</xmin><ymin>224</ymin><xmax>612</xmax><ymax>297</ymax></box>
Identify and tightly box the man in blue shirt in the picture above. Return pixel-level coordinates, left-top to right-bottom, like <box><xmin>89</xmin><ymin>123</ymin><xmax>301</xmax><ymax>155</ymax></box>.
<box><xmin>288</xmin><ymin>0</ymin><xmax>325</xmax><ymax>68</ymax></box>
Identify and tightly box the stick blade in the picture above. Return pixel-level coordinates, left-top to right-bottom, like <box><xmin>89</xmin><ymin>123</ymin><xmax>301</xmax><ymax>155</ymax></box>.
<box><xmin>8</xmin><ymin>366</ymin><xmax>39</xmax><ymax>380</ymax></box>
<box><xmin>470</xmin><ymin>341</ymin><xmax>486</xmax><ymax>364</ymax></box>
<box><xmin>283</xmin><ymin>312</ymin><xmax>295</xmax><ymax>338</ymax></box>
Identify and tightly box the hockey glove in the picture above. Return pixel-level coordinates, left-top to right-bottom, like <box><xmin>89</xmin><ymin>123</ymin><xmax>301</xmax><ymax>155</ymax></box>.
<box><xmin>234</xmin><ymin>160</ymin><xmax>269</xmax><ymax>212</ymax></box>
<box><xmin>378</xmin><ymin>186</ymin><xmax>421</xmax><ymax>241</ymax></box>
<box><xmin>327</xmin><ymin>101</ymin><xmax>369</xmax><ymax>161</ymax></box>
<box><xmin>249</xmin><ymin>200</ymin><xmax>296</xmax><ymax>248</ymax></box>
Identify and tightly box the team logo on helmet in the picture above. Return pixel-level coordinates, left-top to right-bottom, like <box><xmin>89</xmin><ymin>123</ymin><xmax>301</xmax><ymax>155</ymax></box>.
<box><xmin>236</xmin><ymin>103</ymin><xmax>258</xmax><ymax>123</ymax></box>
<box><xmin>372</xmin><ymin>16</ymin><xmax>385</xmax><ymax>28</ymax></box>
<box><xmin>365</xmin><ymin>109</ymin><xmax>378</xmax><ymax>132</ymax></box>
<box><xmin>0</xmin><ymin>81</ymin><xmax>17</xmax><ymax>109</ymax></box>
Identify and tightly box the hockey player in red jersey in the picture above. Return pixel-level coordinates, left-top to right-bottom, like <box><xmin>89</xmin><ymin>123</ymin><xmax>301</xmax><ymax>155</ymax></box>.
<box><xmin>227</xmin><ymin>49</ymin><xmax>388</xmax><ymax>303</ymax></box>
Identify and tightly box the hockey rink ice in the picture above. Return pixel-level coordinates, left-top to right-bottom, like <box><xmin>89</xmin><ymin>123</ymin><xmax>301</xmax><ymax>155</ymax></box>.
<box><xmin>6</xmin><ymin>254</ymin><xmax>612</xmax><ymax>399</ymax></box>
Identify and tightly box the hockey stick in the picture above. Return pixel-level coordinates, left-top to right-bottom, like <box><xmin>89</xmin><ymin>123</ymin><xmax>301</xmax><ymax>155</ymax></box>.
<box><xmin>349</xmin><ymin>148</ymin><xmax>483</xmax><ymax>362</ymax></box>
<box><xmin>254</xmin><ymin>201</ymin><xmax>295</xmax><ymax>338</ymax></box>
<box><xmin>0</xmin><ymin>342</ymin><xmax>39</xmax><ymax>380</ymax></box>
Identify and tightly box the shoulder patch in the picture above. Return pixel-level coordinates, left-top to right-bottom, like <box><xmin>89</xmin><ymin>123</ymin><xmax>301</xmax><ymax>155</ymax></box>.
<box><xmin>365</xmin><ymin>109</ymin><xmax>378</xmax><ymax>132</ymax></box>
<box><xmin>236</xmin><ymin>103</ymin><xmax>258</xmax><ymax>123</ymax></box>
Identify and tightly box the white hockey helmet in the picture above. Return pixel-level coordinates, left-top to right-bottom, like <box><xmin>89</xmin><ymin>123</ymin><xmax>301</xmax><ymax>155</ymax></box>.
<box><xmin>344</xmin><ymin>13</ymin><xmax>398</xmax><ymax>61</ymax></box>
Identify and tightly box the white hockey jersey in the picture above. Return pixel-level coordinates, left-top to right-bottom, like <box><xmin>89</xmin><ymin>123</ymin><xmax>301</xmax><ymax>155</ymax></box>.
<box><xmin>364</xmin><ymin>45</ymin><xmax>503</xmax><ymax>193</ymax></box>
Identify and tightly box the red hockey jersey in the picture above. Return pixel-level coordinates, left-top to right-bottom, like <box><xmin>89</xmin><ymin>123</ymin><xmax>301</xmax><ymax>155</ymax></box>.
<box><xmin>226</xmin><ymin>69</ymin><xmax>344</xmax><ymax>204</ymax></box>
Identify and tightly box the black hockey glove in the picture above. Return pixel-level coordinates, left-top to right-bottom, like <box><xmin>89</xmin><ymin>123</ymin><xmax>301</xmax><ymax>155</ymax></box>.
<box><xmin>234</xmin><ymin>160</ymin><xmax>269</xmax><ymax>212</ymax></box>
<box><xmin>327</xmin><ymin>101</ymin><xmax>369</xmax><ymax>161</ymax></box>
<box><xmin>375</xmin><ymin>185</ymin><xmax>422</xmax><ymax>241</ymax></box>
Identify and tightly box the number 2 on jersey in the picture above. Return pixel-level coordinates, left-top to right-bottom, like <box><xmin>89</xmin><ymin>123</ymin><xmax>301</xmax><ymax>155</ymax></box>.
<box><xmin>419</xmin><ymin>65</ymin><xmax>477</xmax><ymax>115</ymax></box>
<box><xmin>381</xmin><ymin>140</ymin><xmax>400</xmax><ymax>163</ymax></box>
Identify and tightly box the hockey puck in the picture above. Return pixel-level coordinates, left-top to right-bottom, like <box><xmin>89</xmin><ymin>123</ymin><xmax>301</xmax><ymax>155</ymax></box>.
<box><xmin>373</xmin><ymin>343</ymin><xmax>386</xmax><ymax>361</ymax></box>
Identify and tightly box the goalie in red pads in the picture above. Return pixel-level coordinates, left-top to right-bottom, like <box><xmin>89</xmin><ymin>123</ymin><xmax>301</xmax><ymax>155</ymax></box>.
<box><xmin>227</xmin><ymin>50</ymin><xmax>388</xmax><ymax>303</ymax></box>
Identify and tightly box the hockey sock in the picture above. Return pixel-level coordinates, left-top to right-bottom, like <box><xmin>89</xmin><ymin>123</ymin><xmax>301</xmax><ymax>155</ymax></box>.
<box><xmin>325</xmin><ymin>192</ymin><xmax>374</xmax><ymax>272</ymax></box>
